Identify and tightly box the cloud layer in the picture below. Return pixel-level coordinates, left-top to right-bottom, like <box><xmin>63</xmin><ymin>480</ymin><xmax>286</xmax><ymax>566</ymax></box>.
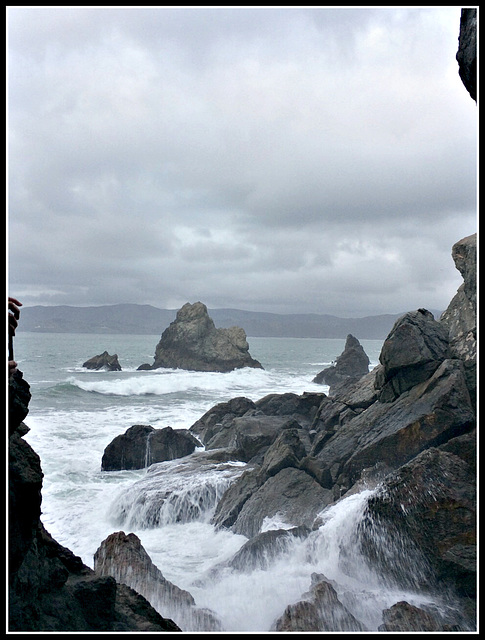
<box><xmin>8</xmin><ymin>7</ymin><xmax>476</xmax><ymax>316</ymax></box>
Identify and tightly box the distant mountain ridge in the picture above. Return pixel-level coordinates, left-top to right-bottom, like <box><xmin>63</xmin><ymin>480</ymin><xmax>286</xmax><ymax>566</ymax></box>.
<box><xmin>16</xmin><ymin>303</ymin><xmax>443</xmax><ymax>340</ymax></box>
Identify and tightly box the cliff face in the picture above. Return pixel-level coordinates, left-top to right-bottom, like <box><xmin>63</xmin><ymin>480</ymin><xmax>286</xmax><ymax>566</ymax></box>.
<box><xmin>8</xmin><ymin>373</ymin><xmax>181</xmax><ymax>632</ymax></box>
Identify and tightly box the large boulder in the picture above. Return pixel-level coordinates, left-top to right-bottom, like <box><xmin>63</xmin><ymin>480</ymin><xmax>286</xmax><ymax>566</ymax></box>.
<box><xmin>313</xmin><ymin>334</ymin><xmax>370</xmax><ymax>388</ymax></box>
<box><xmin>94</xmin><ymin>531</ymin><xmax>222</xmax><ymax>631</ymax></box>
<box><xmin>374</xmin><ymin>309</ymin><xmax>449</xmax><ymax>402</ymax></box>
<box><xmin>138</xmin><ymin>302</ymin><xmax>263</xmax><ymax>372</ymax></box>
<box><xmin>101</xmin><ymin>425</ymin><xmax>201</xmax><ymax>471</ymax></box>
<box><xmin>309</xmin><ymin>358</ymin><xmax>474</xmax><ymax>492</ymax></box>
<box><xmin>83</xmin><ymin>351</ymin><xmax>122</xmax><ymax>371</ymax></box>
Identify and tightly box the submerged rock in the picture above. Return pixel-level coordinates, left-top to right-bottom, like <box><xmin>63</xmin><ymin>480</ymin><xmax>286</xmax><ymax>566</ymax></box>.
<box><xmin>138</xmin><ymin>301</ymin><xmax>263</xmax><ymax>372</ymax></box>
<box><xmin>83</xmin><ymin>351</ymin><xmax>122</xmax><ymax>371</ymax></box>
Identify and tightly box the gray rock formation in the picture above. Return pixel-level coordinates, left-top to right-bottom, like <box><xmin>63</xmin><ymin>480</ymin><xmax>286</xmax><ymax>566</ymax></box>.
<box><xmin>312</xmin><ymin>334</ymin><xmax>370</xmax><ymax>388</ymax></box>
<box><xmin>138</xmin><ymin>301</ymin><xmax>263</xmax><ymax>372</ymax></box>
<box><xmin>101</xmin><ymin>424</ymin><xmax>201</xmax><ymax>471</ymax></box>
<box><xmin>94</xmin><ymin>531</ymin><xmax>222</xmax><ymax>631</ymax></box>
<box><xmin>83</xmin><ymin>351</ymin><xmax>122</xmax><ymax>371</ymax></box>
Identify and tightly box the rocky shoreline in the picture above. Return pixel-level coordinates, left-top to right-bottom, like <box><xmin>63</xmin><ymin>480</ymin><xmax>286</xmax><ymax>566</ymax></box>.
<box><xmin>9</xmin><ymin>232</ymin><xmax>476</xmax><ymax>631</ymax></box>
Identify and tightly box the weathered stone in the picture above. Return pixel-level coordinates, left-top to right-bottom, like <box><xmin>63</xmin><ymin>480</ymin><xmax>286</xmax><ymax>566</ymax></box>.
<box><xmin>189</xmin><ymin>396</ymin><xmax>256</xmax><ymax>444</ymax></box>
<box><xmin>94</xmin><ymin>531</ymin><xmax>222</xmax><ymax>631</ymax></box>
<box><xmin>83</xmin><ymin>351</ymin><xmax>122</xmax><ymax>371</ymax></box>
<box><xmin>231</xmin><ymin>468</ymin><xmax>333</xmax><ymax>538</ymax></box>
<box><xmin>375</xmin><ymin>309</ymin><xmax>449</xmax><ymax>402</ymax></box>
<box><xmin>378</xmin><ymin>601</ymin><xmax>442</xmax><ymax>632</ymax></box>
<box><xmin>310</xmin><ymin>358</ymin><xmax>474</xmax><ymax>489</ymax></box>
<box><xmin>313</xmin><ymin>334</ymin><xmax>370</xmax><ymax>388</ymax></box>
<box><xmin>440</xmin><ymin>234</ymin><xmax>476</xmax><ymax>404</ymax></box>
<box><xmin>226</xmin><ymin>526</ymin><xmax>310</xmax><ymax>572</ymax></box>
<box><xmin>138</xmin><ymin>301</ymin><xmax>263</xmax><ymax>372</ymax></box>
<box><xmin>9</xmin><ymin>374</ymin><xmax>179</xmax><ymax>632</ymax></box>
<box><xmin>101</xmin><ymin>425</ymin><xmax>200</xmax><ymax>471</ymax></box>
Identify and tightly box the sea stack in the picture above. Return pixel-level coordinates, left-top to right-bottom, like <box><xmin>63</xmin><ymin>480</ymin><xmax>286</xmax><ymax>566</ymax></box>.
<box><xmin>138</xmin><ymin>301</ymin><xmax>263</xmax><ymax>373</ymax></box>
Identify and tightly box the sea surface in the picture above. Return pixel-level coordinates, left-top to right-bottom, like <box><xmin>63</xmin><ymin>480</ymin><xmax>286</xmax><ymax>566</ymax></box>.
<box><xmin>14</xmin><ymin>332</ymin><xmax>449</xmax><ymax>631</ymax></box>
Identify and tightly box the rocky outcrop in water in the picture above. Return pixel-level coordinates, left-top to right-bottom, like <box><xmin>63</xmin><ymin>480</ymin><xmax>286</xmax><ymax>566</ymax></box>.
<box><xmin>138</xmin><ymin>301</ymin><xmax>263</xmax><ymax>372</ymax></box>
<box><xmin>101</xmin><ymin>424</ymin><xmax>201</xmax><ymax>471</ymax></box>
<box><xmin>83</xmin><ymin>351</ymin><xmax>122</xmax><ymax>371</ymax></box>
<box><xmin>312</xmin><ymin>334</ymin><xmax>370</xmax><ymax>388</ymax></box>
<box><xmin>94</xmin><ymin>532</ymin><xmax>222</xmax><ymax>631</ymax></box>
<box><xmin>8</xmin><ymin>378</ymin><xmax>180</xmax><ymax>631</ymax></box>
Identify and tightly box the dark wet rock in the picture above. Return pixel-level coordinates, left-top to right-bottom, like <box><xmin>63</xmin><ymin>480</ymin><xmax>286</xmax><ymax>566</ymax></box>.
<box><xmin>456</xmin><ymin>8</ymin><xmax>477</xmax><ymax>102</ymax></box>
<box><xmin>227</xmin><ymin>526</ymin><xmax>311</xmax><ymax>572</ymax></box>
<box><xmin>363</xmin><ymin>445</ymin><xmax>476</xmax><ymax>600</ymax></box>
<box><xmin>273</xmin><ymin>574</ymin><xmax>367</xmax><ymax>631</ymax></box>
<box><xmin>231</xmin><ymin>467</ymin><xmax>333</xmax><ymax>538</ymax></box>
<box><xmin>313</xmin><ymin>334</ymin><xmax>370</xmax><ymax>388</ymax></box>
<box><xmin>211</xmin><ymin>467</ymin><xmax>263</xmax><ymax>530</ymax></box>
<box><xmin>138</xmin><ymin>301</ymin><xmax>263</xmax><ymax>372</ymax></box>
<box><xmin>83</xmin><ymin>351</ymin><xmax>122</xmax><ymax>371</ymax></box>
<box><xmin>189</xmin><ymin>396</ymin><xmax>256</xmax><ymax>444</ymax></box>
<box><xmin>8</xmin><ymin>369</ymin><xmax>31</xmax><ymax>436</ymax></box>
<box><xmin>101</xmin><ymin>424</ymin><xmax>200</xmax><ymax>471</ymax></box>
<box><xmin>254</xmin><ymin>391</ymin><xmax>325</xmax><ymax>425</ymax></box>
<box><xmin>204</xmin><ymin>414</ymin><xmax>297</xmax><ymax>462</ymax></box>
<box><xmin>8</xmin><ymin>374</ymin><xmax>179</xmax><ymax>632</ymax></box>
<box><xmin>94</xmin><ymin>531</ymin><xmax>222</xmax><ymax>631</ymax></box>
<box><xmin>374</xmin><ymin>308</ymin><xmax>449</xmax><ymax>402</ymax></box>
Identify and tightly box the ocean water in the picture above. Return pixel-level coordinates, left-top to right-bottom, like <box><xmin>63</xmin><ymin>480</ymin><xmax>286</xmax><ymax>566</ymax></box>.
<box><xmin>14</xmin><ymin>332</ymin><xmax>449</xmax><ymax>631</ymax></box>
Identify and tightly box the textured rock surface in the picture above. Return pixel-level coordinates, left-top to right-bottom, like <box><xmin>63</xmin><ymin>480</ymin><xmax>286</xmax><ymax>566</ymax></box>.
<box><xmin>313</xmin><ymin>334</ymin><xmax>370</xmax><ymax>388</ymax></box>
<box><xmin>456</xmin><ymin>8</ymin><xmax>477</xmax><ymax>101</ymax></box>
<box><xmin>138</xmin><ymin>301</ymin><xmax>263</xmax><ymax>372</ymax></box>
<box><xmin>94</xmin><ymin>531</ymin><xmax>222</xmax><ymax>631</ymax></box>
<box><xmin>440</xmin><ymin>234</ymin><xmax>476</xmax><ymax>405</ymax></box>
<box><xmin>83</xmin><ymin>351</ymin><xmax>122</xmax><ymax>371</ymax></box>
<box><xmin>374</xmin><ymin>308</ymin><xmax>449</xmax><ymax>402</ymax></box>
<box><xmin>101</xmin><ymin>424</ymin><xmax>201</xmax><ymax>471</ymax></box>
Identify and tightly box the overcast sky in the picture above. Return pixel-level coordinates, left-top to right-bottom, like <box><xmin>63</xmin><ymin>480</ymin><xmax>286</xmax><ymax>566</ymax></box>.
<box><xmin>7</xmin><ymin>6</ymin><xmax>476</xmax><ymax>317</ymax></box>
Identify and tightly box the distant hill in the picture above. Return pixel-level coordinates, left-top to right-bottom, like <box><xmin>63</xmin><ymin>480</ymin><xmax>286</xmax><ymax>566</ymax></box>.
<box><xmin>15</xmin><ymin>303</ymin><xmax>443</xmax><ymax>340</ymax></box>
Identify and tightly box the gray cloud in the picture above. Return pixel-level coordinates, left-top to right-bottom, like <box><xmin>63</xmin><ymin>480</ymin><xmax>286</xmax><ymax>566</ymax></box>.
<box><xmin>8</xmin><ymin>6</ymin><xmax>476</xmax><ymax>317</ymax></box>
